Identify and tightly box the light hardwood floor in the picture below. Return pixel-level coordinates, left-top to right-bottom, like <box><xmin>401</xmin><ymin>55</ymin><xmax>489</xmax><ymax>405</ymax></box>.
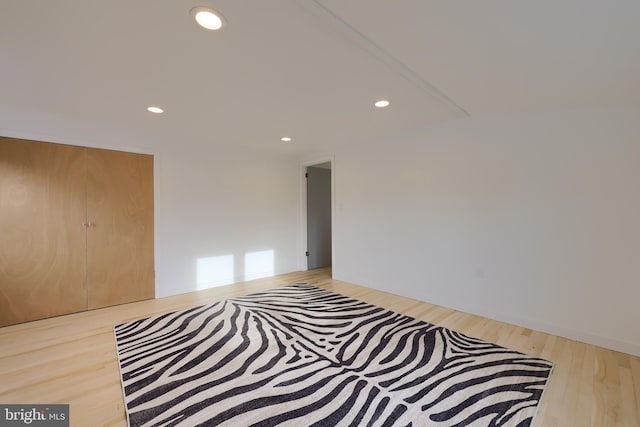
<box><xmin>1</xmin><ymin>269</ymin><xmax>638</xmax><ymax>426</ymax></box>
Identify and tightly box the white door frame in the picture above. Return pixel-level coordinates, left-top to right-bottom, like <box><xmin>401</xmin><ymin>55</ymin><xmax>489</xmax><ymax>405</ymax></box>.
<box><xmin>298</xmin><ymin>157</ymin><xmax>335</xmax><ymax>272</ymax></box>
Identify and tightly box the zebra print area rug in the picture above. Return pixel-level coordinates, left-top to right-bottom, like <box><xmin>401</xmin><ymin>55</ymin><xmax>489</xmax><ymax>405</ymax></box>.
<box><xmin>114</xmin><ymin>284</ymin><xmax>553</xmax><ymax>426</ymax></box>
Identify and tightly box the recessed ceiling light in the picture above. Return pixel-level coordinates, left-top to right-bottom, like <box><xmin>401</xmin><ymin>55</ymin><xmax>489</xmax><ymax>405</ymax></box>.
<box><xmin>281</xmin><ymin>137</ymin><xmax>292</xmax><ymax>142</ymax></box>
<box><xmin>374</xmin><ymin>99</ymin><xmax>390</xmax><ymax>108</ymax></box>
<box><xmin>147</xmin><ymin>106</ymin><xmax>164</xmax><ymax>114</ymax></box>
<box><xmin>191</xmin><ymin>6</ymin><xmax>225</xmax><ymax>30</ymax></box>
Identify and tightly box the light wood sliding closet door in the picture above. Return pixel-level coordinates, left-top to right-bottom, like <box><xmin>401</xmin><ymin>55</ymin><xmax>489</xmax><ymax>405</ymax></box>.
<box><xmin>85</xmin><ymin>148</ymin><xmax>154</xmax><ymax>309</ymax></box>
<box><xmin>0</xmin><ymin>137</ymin><xmax>87</xmax><ymax>326</ymax></box>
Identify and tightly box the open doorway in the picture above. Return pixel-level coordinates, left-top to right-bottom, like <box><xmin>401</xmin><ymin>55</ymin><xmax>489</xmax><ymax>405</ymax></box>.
<box><xmin>305</xmin><ymin>161</ymin><xmax>332</xmax><ymax>270</ymax></box>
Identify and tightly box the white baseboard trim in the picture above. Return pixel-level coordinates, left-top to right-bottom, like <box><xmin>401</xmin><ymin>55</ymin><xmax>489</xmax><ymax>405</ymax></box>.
<box><xmin>333</xmin><ymin>273</ymin><xmax>640</xmax><ymax>357</ymax></box>
<box><xmin>487</xmin><ymin>313</ymin><xmax>640</xmax><ymax>357</ymax></box>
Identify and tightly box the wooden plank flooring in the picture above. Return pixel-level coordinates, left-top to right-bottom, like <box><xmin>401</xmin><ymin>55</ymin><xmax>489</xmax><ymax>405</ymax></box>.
<box><xmin>1</xmin><ymin>268</ymin><xmax>638</xmax><ymax>426</ymax></box>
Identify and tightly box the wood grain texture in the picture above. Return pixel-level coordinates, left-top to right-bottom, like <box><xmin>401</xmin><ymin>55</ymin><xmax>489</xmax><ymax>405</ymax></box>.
<box><xmin>0</xmin><ymin>137</ymin><xmax>86</xmax><ymax>326</ymax></box>
<box><xmin>85</xmin><ymin>147</ymin><xmax>154</xmax><ymax>309</ymax></box>
<box><xmin>0</xmin><ymin>268</ymin><xmax>638</xmax><ymax>426</ymax></box>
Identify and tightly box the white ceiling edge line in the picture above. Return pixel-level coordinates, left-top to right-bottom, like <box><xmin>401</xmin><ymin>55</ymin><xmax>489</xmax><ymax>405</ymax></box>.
<box><xmin>309</xmin><ymin>0</ymin><xmax>470</xmax><ymax>118</ymax></box>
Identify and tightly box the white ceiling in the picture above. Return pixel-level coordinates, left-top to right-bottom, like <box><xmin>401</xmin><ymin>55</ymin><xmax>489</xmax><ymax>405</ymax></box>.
<box><xmin>321</xmin><ymin>0</ymin><xmax>640</xmax><ymax>113</ymax></box>
<box><xmin>1</xmin><ymin>1</ymin><xmax>638</xmax><ymax>156</ymax></box>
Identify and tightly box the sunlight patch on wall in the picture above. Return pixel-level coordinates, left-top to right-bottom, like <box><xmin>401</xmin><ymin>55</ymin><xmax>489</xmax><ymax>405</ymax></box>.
<box><xmin>197</xmin><ymin>255</ymin><xmax>234</xmax><ymax>289</ymax></box>
<box><xmin>244</xmin><ymin>250</ymin><xmax>274</xmax><ymax>281</ymax></box>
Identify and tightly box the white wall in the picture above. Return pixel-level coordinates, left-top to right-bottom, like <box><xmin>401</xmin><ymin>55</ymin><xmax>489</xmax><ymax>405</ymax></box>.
<box><xmin>333</xmin><ymin>107</ymin><xmax>640</xmax><ymax>356</ymax></box>
<box><xmin>155</xmin><ymin>144</ymin><xmax>300</xmax><ymax>297</ymax></box>
<box><xmin>0</xmin><ymin>109</ymin><xmax>301</xmax><ymax>299</ymax></box>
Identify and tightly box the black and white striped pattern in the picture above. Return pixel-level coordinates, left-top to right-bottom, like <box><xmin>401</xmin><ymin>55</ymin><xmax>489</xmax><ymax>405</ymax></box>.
<box><xmin>114</xmin><ymin>284</ymin><xmax>553</xmax><ymax>426</ymax></box>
